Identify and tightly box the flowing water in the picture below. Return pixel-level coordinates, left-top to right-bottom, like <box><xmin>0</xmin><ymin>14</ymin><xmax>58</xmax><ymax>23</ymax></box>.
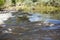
<box><xmin>0</xmin><ymin>11</ymin><xmax>60</xmax><ymax>40</ymax></box>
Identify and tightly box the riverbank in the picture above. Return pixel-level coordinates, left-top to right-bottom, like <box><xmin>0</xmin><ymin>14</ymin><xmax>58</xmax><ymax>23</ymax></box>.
<box><xmin>3</xmin><ymin>4</ymin><xmax>60</xmax><ymax>13</ymax></box>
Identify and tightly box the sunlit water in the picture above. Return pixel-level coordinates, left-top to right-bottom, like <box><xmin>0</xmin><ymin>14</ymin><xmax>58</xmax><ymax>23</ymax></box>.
<box><xmin>0</xmin><ymin>12</ymin><xmax>60</xmax><ymax>40</ymax></box>
<box><xmin>0</xmin><ymin>12</ymin><xmax>14</xmax><ymax>24</ymax></box>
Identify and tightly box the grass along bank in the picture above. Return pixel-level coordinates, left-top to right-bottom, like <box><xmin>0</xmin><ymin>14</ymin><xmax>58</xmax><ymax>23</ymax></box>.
<box><xmin>3</xmin><ymin>3</ymin><xmax>60</xmax><ymax>13</ymax></box>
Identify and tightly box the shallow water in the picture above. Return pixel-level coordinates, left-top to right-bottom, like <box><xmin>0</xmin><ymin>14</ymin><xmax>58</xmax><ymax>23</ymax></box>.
<box><xmin>0</xmin><ymin>12</ymin><xmax>60</xmax><ymax>40</ymax></box>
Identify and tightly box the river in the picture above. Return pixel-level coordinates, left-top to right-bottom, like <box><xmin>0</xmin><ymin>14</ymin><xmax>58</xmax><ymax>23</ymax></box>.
<box><xmin>0</xmin><ymin>11</ymin><xmax>60</xmax><ymax>40</ymax></box>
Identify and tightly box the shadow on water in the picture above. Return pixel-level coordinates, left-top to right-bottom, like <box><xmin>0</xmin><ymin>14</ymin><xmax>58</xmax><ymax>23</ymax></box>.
<box><xmin>0</xmin><ymin>11</ymin><xmax>60</xmax><ymax>40</ymax></box>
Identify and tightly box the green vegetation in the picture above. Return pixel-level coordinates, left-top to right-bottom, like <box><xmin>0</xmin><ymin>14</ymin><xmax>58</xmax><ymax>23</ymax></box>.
<box><xmin>0</xmin><ymin>0</ymin><xmax>5</xmax><ymax>8</ymax></box>
<box><xmin>0</xmin><ymin>0</ymin><xmax>5</xmax><ymax>6</ymax></box>
<box><xmin>12</xmin><ymin>0</ymin><xmax>16</xmax><ymax>6</ymax></box>
<box><xmin>32</xmin><ymin>0</ymin><xmax>37</xmax><ymax>2</ymax></box>
<box><xmin>0</xmin><ymin>0</ymin><xmax>60</xmax><ymax>13</ymax></box>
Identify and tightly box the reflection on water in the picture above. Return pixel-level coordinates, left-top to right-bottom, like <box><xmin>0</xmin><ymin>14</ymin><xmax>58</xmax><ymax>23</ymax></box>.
<box><xmin>44</xmin><ymin>19</ymin><xmax>60</xmax><ymax>25</ymax></box>
<box><xmin>0</xmin><ymin>12</ymin><xmax>60</xmax><ymax>40</ymax></box>
<box><xmin>28</xmin><ymin>13</ymin><xmax>42</xmax><ymax>22</ymax></box>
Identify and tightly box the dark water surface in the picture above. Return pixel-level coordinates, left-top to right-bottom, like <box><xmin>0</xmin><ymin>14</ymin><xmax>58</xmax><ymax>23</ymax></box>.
<box><xmin>0</xmin><ymin>12</ymin><xmax>60</xmax><ymax>40</ymax></box>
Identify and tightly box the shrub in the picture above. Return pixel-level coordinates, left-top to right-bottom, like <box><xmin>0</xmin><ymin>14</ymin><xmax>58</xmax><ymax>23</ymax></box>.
<box><xmin>0</xmin><ymin>0</ymin><xmax>5</xmax><ymax>6</ymax></box>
